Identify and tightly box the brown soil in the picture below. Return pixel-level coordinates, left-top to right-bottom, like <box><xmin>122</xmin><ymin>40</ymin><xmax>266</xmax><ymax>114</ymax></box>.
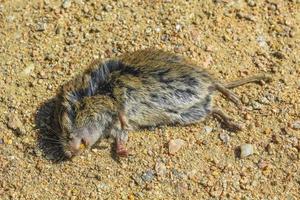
<box><xmin>0</xmin><ymin>0</ymin><xmax>299</xmax><ymax>199</ymax></box>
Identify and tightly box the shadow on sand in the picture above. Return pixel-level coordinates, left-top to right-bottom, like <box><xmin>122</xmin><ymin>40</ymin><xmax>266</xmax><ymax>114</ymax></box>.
<box><xmin>34</xmin><ymin>97</ymin><xmax>67</xmax><ymax>162</ymax></box>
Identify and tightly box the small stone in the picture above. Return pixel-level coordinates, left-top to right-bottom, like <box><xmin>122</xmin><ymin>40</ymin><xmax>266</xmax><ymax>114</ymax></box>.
<box><xmin>264</xmin><ymin>128</ymin><xmax>272</xmax><ymax>135</ymax></box>
<box><xmin>97</xmin><ymin>183</ymin><xmax>109</xmax><ymax>192</ymax></box>
<box><xmin>161</xmin><ymin>34</ymin><xmax>169</xmax><ymax>42</ymax></box>
<box><xmin>155</xmin><ymin>161</ymin><xmax>167</xmax><ymax>177</ymax></box>
<box><xmin>128</xmin><ymin>194</ymin><xmax>135</xmax><ymax>200</ymax></box>
<box><xmin>272</xmin><ymin>51</ymin><xmax>285</xmax><ymax>59</ymax></box>
<box><xmin>252</xmin><ymin>101</ymin><xmax>262</xmax><ymax>110</ymax></box>
<box><xmin>141</xmin><ymin>170</ymin><xmax>154</xmax><ymax>182</ymax></box>
<box><xmin>7</xmin><ymin>114</ymin><xmax>25</xmax><ymax>136</ymax></box>
<box><xmin>241</xmin><ymin>95</ymin><xmax>249</xmax><ymax>104</ymax></box>
<box><xmin>266</xmin><ymin>143</ymin><xmax>275</xmax><ymax>155</ymax></box>
<box><xmin>240</xmin><ymin>144</ymin><xmax>254</xmax><ymax>158</ymax></box>
<box><xmin>103</xmin><ymin>4</ymin><xmax>112</xmax><ymax>12</ymax></box>
<box><xmin>259</xmin><ymin>97</ymin><xmax>270</xmax><ymax>104</ymax></box>
<box><xmin>205</xmin><ymin>45</ymin><xmax>215</xmax><ymax>52</ymax></box>
<box><xmin>175</xmin><ymin>24</ymin><xmax>182</xmax><ymax>32</ymax></box>
<box><xmin>21</xmin><ymin>63</ymin><xmax>35</xmax><ymax>76</ymax></box>
<box><xmin>256</xmin><ymin>35</ymin><xmax>268</xmax><ymax>48</ymax></box>
<box><xmin>145</xmin><ymin>27</ymin><xmax>152</xmax><ymax>35</ymax></box>
<box><xmin>202</xmin><ymin>55</ymin><xmax>213</xmax><ymax>68</ymax></box>
<box><xmin>39</xmin><ymin>71</ymin><xmax>46</xmax><ymax>78</ymax></box>
<box><xmin>0</xmin><ymin>138</ymin><xmax>3</xmax><ymax>145</ymax></box>
<box><xmin>5</xmin><ymin>139</ymin><xmax>13</xmax><ymax>145</ymax></box>
<box><xmin>62</xmin><ymin>0</ymin><xmax>72</xmax><ymax>9</ymax></box>
<box><xmin>187</xmin><ymin>169</ymin><xmax>197</xmax><ymax>180</ymax></box>
<box><xmin>203</xmin><ymin>126</ymin><xmax>213</xmax><ymax>134</ymax></box>
<box><xmin>257</xmin><ymin>160</ymin><xmax>268</xmax><ymax>169</ymax></box>
<box><xmin>237</xmin><ymin>12</ymin><xmax>256</xmax><ymax>22</ymax></box>
<box><xmin>6</xmin><ymin>15</ymin><xmax>15</xmax><ymax>23</ymax></box>
<box><xmin>247</xmin><ymin>0</ymin><xmax>256</xmax><ymax>7</ymax></box>
<box><xmin>219</xmin><ymin>132</ymin><xmax>230</xmax><ymax>144</ymax></box>
<box><xmin>132</xmin><ymin>175</ymin><xmax>144</xmax><ymax>186</ymax></box>
<box><xmin>36</xmin><ymin>22</ymin><xmax>47</xmax><ymax>31</ymax></box>
<box><xmin>171</xmin><ymin>169</ymin><xmax>187</xmax><ymax>180</ymax></box>
<box><xmin>168</xmin><ymin>139</ymin><xmax>186</xmax><ymax>155</ymax></box>
<box><xmin>291</xmin><ymin>120</ymin><xmax>300</xmax><ymax>130</ymax></box>
<box><xmin>176</xmin><ymin>182</ymin><xmax>188</xmax><ymax>194</ymax></box>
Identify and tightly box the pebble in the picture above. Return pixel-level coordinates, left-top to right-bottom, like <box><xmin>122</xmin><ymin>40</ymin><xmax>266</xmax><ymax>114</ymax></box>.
<box><xmin>0</xmin><ymin>138</ymin><xmax>3</xmax><ymax>145</ymax></box>
<box><xmin>103</xmin><ymin>4</ymin><xmax>112</xmax><ymax>12</ymax></box>
<box><xmin>176</xmin><ymin>182</ymin><xmax>188</xmax><ymax>194</ymax></box>
<box><xmin>266</xmin><ymin>143</ymin><xmax>275</xmax><ymax>155</ymax></box>
<box><xmin>175</xmin><ymin>24</ymin><xmax>182</xmax><ymax>32</ymax></box>
<box><xmin>155</xmin><ymin>161</ymin><xmax>167</xmax><ymax>177</ymax></box>
<box><xmin>291</xmin><ymin>120</ymin><xmax>300</xmax><ymax>130</ymax></box>
<box><xmin>4</xmin><ymin>138</ymin><xmax>13</xmax><ymax>145</ymax></box>
<box><xmin>256</xmin><ymin>35</ymin><xmax>268</xmax><ymax>49</ymax></box>
<box><xmin>6</xmin><ymin>15</ymin><xmax>15</xmax><ymax>23</ymax></box>
<box><xmin>62</xmin><ymin>0</ymin><xmax>72</xmax><ymax>9</ymax></box>
<box><xmin>219</xmin><ymin>132</ymin><xmax>230</xmax><ymax>144</ymax></box>
<box><xmin>272</xmin><ymin>51</ymin><xmax>285</xmax><ymax>59</ymax></box>
<box><xmin>205</xmin><ymin>45</ymin><xmax>215</xmax><ymax>52</ymax></box>
<box><xmin>171</xmin><ymin>169</ymin><xmax>187</xmax><ymax>180</ymax></box>
<box><xmin>203</xmin><ymin>126</ymin><xmax>213</xmax><ymax>134</ymax></box>
<box><xmin>7</xmin><ymin>114</ymin><xmax>25</xmax><ymax>136</ymax></box>
<box><xmin>97</xmin><ymin>183</ymin><xmax>109</xmax><ymax>192</ymax></box>
<box><xmin>239</xmin><ymin>144</ymin><xmax>254</xmax><ymax>158</ymax></box>
<box><xmin>168</xmin><ymin>139</ymin><xmax>186</xmax><ymax>155</ymax></box>
<box><xmin>36</xmin><ymin>22</ymin><xmax>47</xmax><ymax>31</ymax></box>
<box><xmin>236</xmin><ymin>12</ymin><xmax>256</xmax><ymax>22</ymax></box>
<box><xmin>132</xmin><ymin>175</ymin><xmax>144</xmax><ymax>186</ymax></box>
<box><xmin>241</xmin><ymin>95</ymin><xmax>250</xmax><ymax>104</ymax></box>
<box><xmin>259</xmin><ymin>97</ymin><xmax>270</xmax><ymax>105</ymax></box>
<box><xmin>257</xmin><ymin>160</ymin><xmax>268</xmax><ymax>170</ymax></box>
<box><xmin>21</xmin><ymin>63</ymin><xmax>35</xmax><ymax>76</ymax></box>
<box><xmin>251</xmin><ymin>101</ymin><xmax>262</xmax><ymax>110</ymax></box>
<box><xmin>141</xmin><ymin>170</ymin><xmax>154</xmax><ymax>182</ymax></box>
<box><xmin>247</xmin><ymin>0</ymin><xmax>256</xmax><ymax>7</ymax></box>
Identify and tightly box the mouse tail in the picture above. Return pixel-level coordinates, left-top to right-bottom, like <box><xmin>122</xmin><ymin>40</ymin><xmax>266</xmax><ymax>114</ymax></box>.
<box><xmin>224</xmin><ymin>73</ymin><xmax>272</xmax><ymax>89</ymax></box>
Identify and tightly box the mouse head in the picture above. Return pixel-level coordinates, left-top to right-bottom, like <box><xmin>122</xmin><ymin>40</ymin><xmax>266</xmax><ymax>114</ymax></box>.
<box><xmin>58</xmin><ymin>95</ymin><xmax>117</xmax><ymax>158</ymax></box>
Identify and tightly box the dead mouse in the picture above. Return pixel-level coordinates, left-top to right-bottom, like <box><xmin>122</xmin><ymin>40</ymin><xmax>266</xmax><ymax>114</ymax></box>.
<box><xmin>55</xmin><ymin>49</ymin><xmax>272</xmax><ymax>158</ymax></box>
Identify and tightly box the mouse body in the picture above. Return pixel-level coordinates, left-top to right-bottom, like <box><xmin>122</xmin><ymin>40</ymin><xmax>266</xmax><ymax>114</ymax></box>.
<box><xmin>55</xmin><ymin>49</ymin><xmax>271</xmax><ymax>158</ymax></box>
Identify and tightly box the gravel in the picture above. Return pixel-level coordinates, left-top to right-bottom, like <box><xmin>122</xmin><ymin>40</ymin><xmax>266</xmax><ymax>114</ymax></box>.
<box><xmin>0</xmin><ymin>0</ymin><xmax>299</xmax><ymax>199</ymax></box>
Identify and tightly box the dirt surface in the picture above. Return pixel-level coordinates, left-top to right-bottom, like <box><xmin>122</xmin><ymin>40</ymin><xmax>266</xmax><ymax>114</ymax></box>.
<box><xmin>0</xmin><ymin>0</ymin><xmax>299</xmax><ymax>199</ymax></box>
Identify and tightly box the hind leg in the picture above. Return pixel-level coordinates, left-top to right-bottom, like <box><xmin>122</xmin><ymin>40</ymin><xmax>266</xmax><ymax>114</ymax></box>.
<box><xmin>211</xmin><ymin>108</ymin><xmax>243</xmax><ymax>132</ymax></box>
<box><xmin>215</xmin><ymin>83</ymin><xmax>243</xmax><ymax>109</ymax></box>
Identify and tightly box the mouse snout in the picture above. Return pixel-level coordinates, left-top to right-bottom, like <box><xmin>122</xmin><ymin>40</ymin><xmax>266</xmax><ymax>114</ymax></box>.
<box><xmin>65</xmin><ymin>137</ymin><xmax>82</xmax><ymax>158</ymax></box>
<box><xmin>65</xmin><ymin>127</ymin><xmax>100</xmax><ymax>158</ymax></box>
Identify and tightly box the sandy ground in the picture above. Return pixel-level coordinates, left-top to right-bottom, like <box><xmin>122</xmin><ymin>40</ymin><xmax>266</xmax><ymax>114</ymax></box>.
<box><xmin>0</xmin><ymin>0</ymin><xmax>299</xmax><ymax>199</ymax></box>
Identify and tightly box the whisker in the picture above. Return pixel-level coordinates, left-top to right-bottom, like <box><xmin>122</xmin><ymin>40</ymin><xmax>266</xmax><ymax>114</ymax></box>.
<box><xmin>41</xmin><ymin>137</ymin><xmax>61</xmax><ymax>142</ymax></box>
<box><xmin>39</xmin><ymin>122</ymin><xmax>61</xmax><ymax>136</ymax></box>
<box><xmin>43</xmin><ymin>146</ymin><xmax>63</xmax><ymax>152</ymax></box>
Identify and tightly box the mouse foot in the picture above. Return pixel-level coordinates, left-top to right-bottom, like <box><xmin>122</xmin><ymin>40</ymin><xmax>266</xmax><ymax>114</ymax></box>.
<box><xmin>222</xmin><ymin>120</ymin><xmax>244</xmax><ymax>132</ymax></box>
<box><xmin>211</xmin><ymin>108</ymin><xmax>244</xmax><ymax>132</ymax></box>
<box><xmin>116</xmin><ymin>139</ymin><xmax>129</xmax><ymax>157</ymax></box>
